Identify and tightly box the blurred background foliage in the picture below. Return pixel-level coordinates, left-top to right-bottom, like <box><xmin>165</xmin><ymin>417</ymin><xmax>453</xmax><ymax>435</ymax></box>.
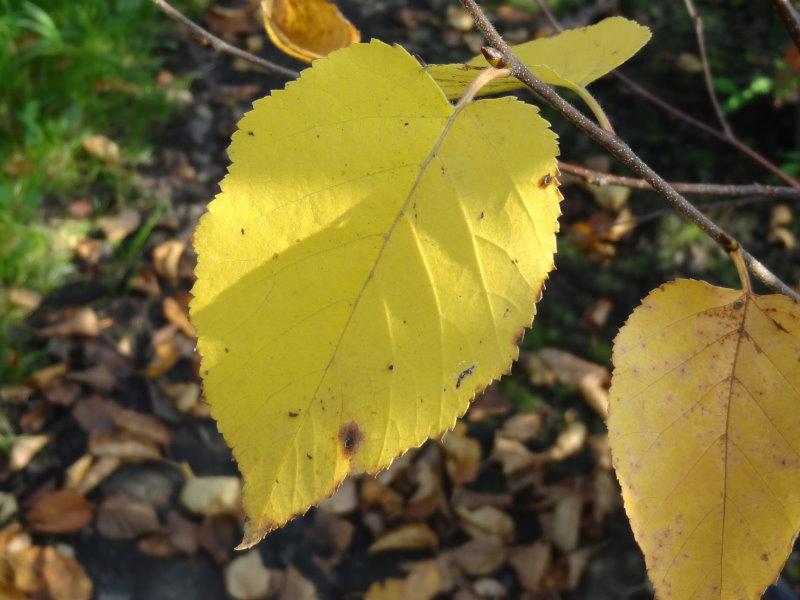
<box><xmin>0</xmin><ymin>0</ymin><xmax>198</xmax><ymax>381</ymax></box>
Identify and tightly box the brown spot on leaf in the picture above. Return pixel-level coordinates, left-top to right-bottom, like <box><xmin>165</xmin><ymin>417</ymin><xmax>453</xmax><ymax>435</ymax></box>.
<box><xmin>241</xmin><ymin>228</ymin><xmax>245</xmax><ymax>235</ymax></box>
<box><xmin>513</xmin><ymin>328</ymin><xmax>525</xmax><ymax>346</ymax></box>
<box><xmin>288</xmin><ymin>411</ymin><xmax>298</xmax><ymax>417</ymax></box>
<box><xmin>339</xmin><ymin>421</ymin><xmax>364</xmax><ymax>459</ymax></box>
<box><xmin>538</xmin><ymin>173</ymin><xmax>553</xmax><ymax>188</ymax></box>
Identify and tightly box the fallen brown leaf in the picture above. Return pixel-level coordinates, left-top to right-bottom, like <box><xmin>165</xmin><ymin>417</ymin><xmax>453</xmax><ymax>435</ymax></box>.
<box><xmin>318</xmin><ymin>477</ymin><xmax>357</xmax><ymax>515</ymax></box>
<box><xmin>369</xmin><ymin>523</ymin><xmax>438</xmax><ymax>554</ymax></box>
<box><xmin>82</xmin><ymin>134</ymin><xmax>119</xmax><ymax>164</ymax></box>
<box><xmin>225</xmin><ymin>550</ymin><xmax>274</xmax><ymax>600</ymax></box>
<box><xmin>152</xmin><ymin>239</ymin><xmax>185</xmax><ymax>283</ymax></box>
<box><xmin>509</xmin><ymin>542</ymin><xmax>551</xmax><ymax>592</ymax></box>
<box><xmin>7</xmin><ymin>289</ymin><xmax>41</xmax><ymax>312</ymax></box>
<box><xmin>98</xmin><ymin>208</ymin><xmax>140</xmax><ymax>242</ymax></box>
<box><xmin>112</xmin><ymin>407</ymin><xmax>172</xmax><ymax>447</ymax></box>
<box><xmin>88</xmin><ymin>432</ymin><xmax>161</xmax><ymax>461</ymax></box>
<box><xmin>26</xmin><ymin>490</ymin><xmax>93</xmax><ymax>534</ymax></box>
<box><xmin>442</xmin><ymin>424</ymin><xmax>481</xmax><ymax>486</ymax></box>
<box><xmin>163</xmin><ymin>296</ymin><xmax>196</xmax><ymax>338</ymax></box>
<box><xmin>180</xmin><ymin>476</ymin><xmax>242</xmax><ymax>517</ymax></box>
<box><xmin>96</xmin><ymin>495</ymin><xmax>161</xmax><ymax>539</ymax></box>
<box><xmin>38</xmin><ymin>308</ymin><xmax>100</xmax><ymax>338</ymax></box>
<box><xmin>40</xmin><ymin>547</ymin><xmax>93</xmax><ymax>600</ymax></box>
<box><xmin>449</xmin><ymin>538</ymin><xmax>507</xmax><ymax>577</ymax></box>
<box><xmin>9</xmin><ymin>435</ymin><xmax>50</xmax><ymax>472</ymax></box>
<box><xmin>456</xmin><ymin>506</ymin><xmax>514</xmax><ymax>544</ymax></box>
<box><xmin>279</xmin><ymin>566</ymin><xmax>316</xmax><ymax>600</ymax></box>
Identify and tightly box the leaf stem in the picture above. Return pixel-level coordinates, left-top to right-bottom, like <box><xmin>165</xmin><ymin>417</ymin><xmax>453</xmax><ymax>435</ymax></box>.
<box><xmin>456</xmin><ymin>66</ymin><xmax>511</xmax><ymax>108</ymax></box>
<box><xmin>573</xmin><ymin>86</ymin><xmax>614</xmax><ymax>133</ymax></box>
<box><xmin>729</xmin><ymin>245</ymin><xmax>753</xmax><ymax>295</ymax></box>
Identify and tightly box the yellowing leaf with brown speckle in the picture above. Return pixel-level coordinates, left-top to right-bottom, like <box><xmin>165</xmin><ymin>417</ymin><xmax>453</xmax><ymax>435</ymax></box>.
<box><xmin>261</xmin><ymin>0</ymin><xmax>359</xmax><ymax>62</ymax></box>
<box><xmin>191</xmin><ymin>40</ymin><xmax>561</xmax><ymax>548</ymax></box>
<box><xmin>608</xmin><ymin>279</ymin><xmax>800</xmax><ymax>600</ymax></box>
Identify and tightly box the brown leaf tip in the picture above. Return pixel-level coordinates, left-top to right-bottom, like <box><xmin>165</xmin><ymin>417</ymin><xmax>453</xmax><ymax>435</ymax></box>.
<box><xmin>236</xmin><ymin>517</ymin><xmax>276</xmax><ymax>550</ymax></box>
<box><xmin>339</xmin><ymin>421</ymin><xmax>364</xmax><ymax>459</ymax></box>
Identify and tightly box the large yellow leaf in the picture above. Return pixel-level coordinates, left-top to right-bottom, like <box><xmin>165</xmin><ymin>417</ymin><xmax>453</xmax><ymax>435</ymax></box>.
<box><xmin>191</xmin><ymin>40</ymin><xmax>561</xmax><ymax>547</ymax></box>
<box><xmin>261</xmin><ymin>0</ymin><xmax>359</xmax><ymax>63</ymax></box>
<box><xmin>608</xmin><ymin>279</ymin><xmax>800</xmax><ymax>599</ymax></box>
<box><xmin>428</xmin><ymin>17</ymin><xmax>651</xmax><ymax>101</ymax></box>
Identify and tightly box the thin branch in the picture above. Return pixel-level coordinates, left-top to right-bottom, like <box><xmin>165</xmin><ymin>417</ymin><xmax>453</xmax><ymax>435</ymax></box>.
<box><xmin>559</xmin><ymin>162</ymin><xmax>800</xmax><ymax>199</ymax></box>
<box><xmin>682</xmin><ymin>0</ymin><xmax>733</xmax><ymax>136</ymax></box>
<box><xmin>533</xmin><ymin>0</ymin><xmax>562</xmax><ymax>32</ymax></box>
<box><xmin>150</xmin><ymin>0</ymin><xmax>299</xmax><ymax>79</ymax></box>
<box><xmin>533</xmin><ymin>0</ymin><xmax>800</xmax><ymax>190</ymax></box>
<box><xmin>613</xmin><ymin>72</ymin><xmax>800</xmax><ymax>189</ymax></box>
<box><xmin>460</xmin><ymin>0</ymin><xmax>800</xmax><ymax>301</ymax></box>
<box><xmin>771</xmin><ymin>0</ymin><xmax>800</xmax><ymax>54</ymax></box>
<box><xmin>574</xmin><ymin>196</ymin><xmax>785</xmax><ymax>237</ymax></box>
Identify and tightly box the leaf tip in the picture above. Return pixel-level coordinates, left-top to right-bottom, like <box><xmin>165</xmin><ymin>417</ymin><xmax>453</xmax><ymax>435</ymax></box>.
<box><xmin>236</xmin><ymin>517</ymin><xmax>277</xmax><ymax>551</ymax></box>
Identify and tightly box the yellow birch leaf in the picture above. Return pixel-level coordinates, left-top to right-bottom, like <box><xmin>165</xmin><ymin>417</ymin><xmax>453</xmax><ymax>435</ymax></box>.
<box><xmin>261</xmin><ymin>0</ymin><xmax>360</xmax><ymax>63</ymax></box>
<box><xmin>428</xmin><ymin>17</ymin><xmax>651</xmax><ymax>102</ymax></box>
<box><xmin>608</xmin><ymin>279</ymin><xmax>800</xmax><ymax>600</ymax></box>
<box><xmin>191</xmin><ymin>40</ymin><xmax>561</xmax><ymax>548</ymax></box>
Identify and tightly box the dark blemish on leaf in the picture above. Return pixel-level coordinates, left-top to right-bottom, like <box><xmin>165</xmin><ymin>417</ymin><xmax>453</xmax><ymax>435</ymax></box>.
<box><xmin>479</xmin><ymin>211</ymin><xmax>485</xmax><ymax>220</ymax></box>
<box><xmin>455</xmin><ymin>363</ymin><xmax>477</xmax><ymax>389</ymax></box>
<box><xmin>241</xmin><ymin>227</ymin><xmax>245</xmax><ymax>235</ymax></box>
<box><xmin>404</xmin><ymin>121</ymin><xmax>409</xmax><ymax>126</ymax></box>
<box><xmin>538</xmin><ymin>173</ymin><xmax>553</xmax><ymax>188</ymax></box>
<box><xmin>224</xmin><ymin>348</ymin><xmax>229</xmax><ymax>353</ymax></box>
<box><xmin>773</xmin><ymin>319</ymin><xmax>789</xmax><ymax>333</ymax></box>
<box><xmin>388</xmin><ymin>364</ymin><xmax>394</xmax><ymax>371</ymax></box>
<box><xmin>733</xmin><ymin>299</ymin><xmax>745</xmax><ymax>310</ymax></box>
<box><xmin>247</xmin><ymin>131</ymin><xmax>254</xmax><ymax>136</ymax></box>
<box><xmin>272</xmin><ymin>253</ymin><xmax>279</xmax><ymax>259</ymax></box>
<box><xmin>288</xmin><ymin>411</ymin><xmax>298</xmax><ymax>417</ymax></box>
<box><xmin>306</xmin><ymin>453</ymin><xmax>313</xmax><ymax>460</ymax></box>
<box><xmin>513</xmin><ymin>328</ymin><xmax>525</xmax><ymax>345</ymax></box>
<box><xmin>339</xmin><ymin>421</ymin><xmax>364</xmax><ymax>459</ymax></box>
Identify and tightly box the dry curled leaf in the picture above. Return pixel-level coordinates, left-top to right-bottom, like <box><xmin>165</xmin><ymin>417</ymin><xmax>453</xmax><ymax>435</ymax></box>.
<box><xmin>261</xmin><ymin>0</ymin><xmax>360</xmax><ymax>62</ymax></box>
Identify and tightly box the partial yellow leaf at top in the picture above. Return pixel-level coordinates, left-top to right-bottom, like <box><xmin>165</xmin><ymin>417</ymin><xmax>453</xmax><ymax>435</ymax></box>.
<box><xmin>608</xmin><ymin>279</ymin><xmax>800</xmax><ymax>600</ymax></box>
<box><xmin>428</xmin><ymin>17</ymin><xmax>651</xmax><ymax>100</ymax></box>
<box><xmin>261</xmin><ymin>0</ymin><xmax>359</xmax><ymax>62</ymax></box>
<box><xmin>191</xmin><ymin>40</ymin><xmax>561</xmax><ymax>548</ymax></box>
